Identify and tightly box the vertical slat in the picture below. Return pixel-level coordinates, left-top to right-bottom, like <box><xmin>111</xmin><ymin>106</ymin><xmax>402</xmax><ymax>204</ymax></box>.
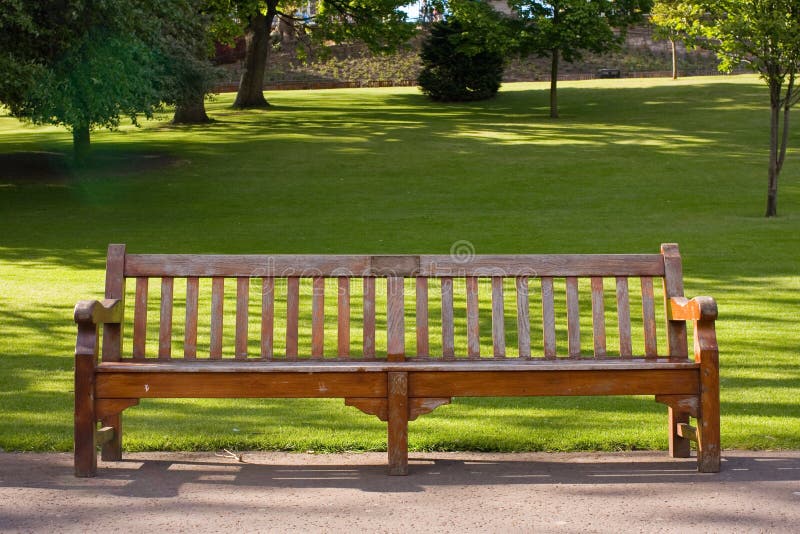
<box><xmin>566</xmin><ymin>276</ymin><xmax>581</xmax><ymax>358</ymax></box>
<box><xmin>311</xmin><ymin>276</ymin><xmax>325</xmax><ymax>359</ymax></box>
<box><xmin>516</xmin><ymin>276</ymin><xmax>530</xmax><ymax>358</ymax></box>
<box><xmin>235</xmin><ymin>277</ymin><xmax>249</xmax><ymax>360</ymax></box>
<box><xmin>132</xmin><ymin>277</ymin><xmax>148</xmax><ymax>360</ymax></box>
<box><xmin>363</xmin><ymin>277</ymin><xmax>376</xmax><ymax>359</ymax></box>
<box><xmin>184</xmin><ymin>277</ymin><xmax>199</xmax><ymax>359</ymax></box>
<box><xmin>285</xmin><ymin>277</ymin><xmax>300</xmax><ymax>360</ymax></box>
<box><xmin>616</xmin><ymin>277</ymin><xmax>632</xmax><ymax>357</ymax></box>
<box><xmin>466</xmin><ymin>276</ymin><xmax>480</xmax><ymax>359</ymax></box>
<box><xmin>338</xmin><ymin>277</ymin><xmax>350</xmax><ymax>357</ymax></box>
<box><xmin>591</xmin><ymin>277</ymin><xmax>606</xmax><ymax>357</ymax></box>
<box><xmin>541</xmin><ymin>277</ymin><xmax>556</xmax><ymax>359</ymax></box>
<box><xmin>415</xmin><ymin>278</ymin><xmax>429</xmax><ymax>357</ymax></box>
<box><xmin>641</xmin><ymin>276</ymin><xmax>658</xmax><ymax>358</ymax></box>
<box><xmin>103</xmin><ymin>244</ymin><xmax>126</xmax><ymax>362</ymax></box>
<box><xmin>158</xmin><ymin>277</ymin><xmax>174</xmax><ymax>360</ymax></box>
<box><xmin>441</xmin><ymin>277</ymin><xmax>455</xmax><ymax>360</ymax></box>
<box><xmin>210</xmin><ymin>277</ymin><xmax>224</xmax><ymax>359</ymax></box>
<box><xmin>491</xmin><ymin>277</ymin><xmax>505</xmax><ymax>358</ymax></box>
<box><xmin>662</xmin><ymin>243</ymin><xmax>689</xmax><ymax>358</ymax></box>
<box><xmin>261</xmin><ymin>278</ymin><xmax>274</xmax><ymax>360</ymax></box>
<box><xmin>387</xmin><ymin>276</ymin><xmax>405</xmax><ymax>362</ymax></box>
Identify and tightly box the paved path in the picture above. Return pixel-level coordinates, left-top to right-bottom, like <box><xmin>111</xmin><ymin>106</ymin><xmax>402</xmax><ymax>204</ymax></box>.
<box><xmin>1</xmin><ymin>450</ymin><xmax>799</xmax><ymax>533</ymax></box>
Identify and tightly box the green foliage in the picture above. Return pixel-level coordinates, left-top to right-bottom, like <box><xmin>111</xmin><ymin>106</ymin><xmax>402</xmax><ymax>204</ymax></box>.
<box><xmin>650</xmin><ymin>0</ymin><xmax>702</xmax><ymax>46</ymax></box>
<box><xmin>685</xmin><ymin>0</ymin><xmax>800</xmax><ymax>216</ymax></box>
<box><xmin>313</xmin><ymin>1</ymin><xmax>417</xmax><ymax>53</ymax></box>
<box><xmin>509</xmin><ymin>0</ymin><xmax>653</xmax><ymax>61</ymax></box>
<box><xmin>418</xmin><ymin>18</ymin><xmax>505</xmax><ymax>101</ymax></box>
<box><xmin>0</xmin><ymin>0</ymin><xmax>217</xmax><ymax>155</ymax></box>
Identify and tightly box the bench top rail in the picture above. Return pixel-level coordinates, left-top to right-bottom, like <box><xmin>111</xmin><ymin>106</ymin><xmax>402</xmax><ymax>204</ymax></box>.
<box><xmin>101</xmin><ymin>244</ymin><xmax>688</xmax><ymax>363</ymax></box>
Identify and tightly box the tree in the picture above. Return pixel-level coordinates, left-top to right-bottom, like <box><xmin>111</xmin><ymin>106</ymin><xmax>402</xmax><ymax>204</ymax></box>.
<box><xmin>231</xmin><ymin>1</ymin><xmax>415</xmax><ymax>109</ymax></box>
<box><xmin>650</xmin><ymin>0</ymin><xmax>701</xmax><ymax>79</ymax></box>
<box><xmin>0</xmin><ymin>0</ymin><xmax>212</xmax><ymax>159</ymax></box>
<box><xmin>418</xmin><ymin>18</ymin><xmax>506</xmax><ymax>101</ymax></box>
<box><xmin>688</xmin><ymin>0</ymin><xmax>800</xmax><ymax>217</ymax></box>
<box><xmin>508</xmin><ymin>0</ymin><xmax>652</xmax><ymax>118</ymax></box>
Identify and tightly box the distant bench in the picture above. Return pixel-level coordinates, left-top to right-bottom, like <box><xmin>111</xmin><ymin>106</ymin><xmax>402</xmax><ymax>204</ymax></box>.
<box><xmin>74</xmin><ymin>243</ymin><xmax>720</xmax><ymax>476</ymax></box>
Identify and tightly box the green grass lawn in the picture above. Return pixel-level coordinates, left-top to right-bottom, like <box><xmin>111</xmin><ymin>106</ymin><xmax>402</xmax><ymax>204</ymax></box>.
<box><xmin>1</xmin><ymin>75</ymin><xmax>798</xmax><ymax>453</ymax></box>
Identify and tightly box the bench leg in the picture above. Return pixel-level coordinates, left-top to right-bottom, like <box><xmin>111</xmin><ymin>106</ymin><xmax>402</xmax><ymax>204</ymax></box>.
<box><xmin>668</xmin><ymin>408</ymin><xmax>691</xmax><ymax>458</ymax></box>
<box><xmin>387</xmin><ymin>372</ymin><xmax>409</xmax><ymax>476</ymax></box>
<box><xmin>74</xmin><ymin>354</ymin><xmax>97</xmax><ymax>477</ymax></box>
<box><xmin>697</xmin><ymin>370</ymin><xmax>721</xmax><ymax>473</ymax></box>
<box><xmin>696</xmin><ymin>320</ymin><xmax>721</xmax><ymax>473</ymax></box>
<box><xmin>100</xmin><ymin>413</ymin><xmax>123</xmax><ymax>462</ymax></box>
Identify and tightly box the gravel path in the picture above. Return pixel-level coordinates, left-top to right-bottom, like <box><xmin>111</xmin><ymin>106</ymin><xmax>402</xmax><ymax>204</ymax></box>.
<box><xmin>1</xmin><ymin>450</ymin><xmax>799</xmax><ymax>533</ymax></box>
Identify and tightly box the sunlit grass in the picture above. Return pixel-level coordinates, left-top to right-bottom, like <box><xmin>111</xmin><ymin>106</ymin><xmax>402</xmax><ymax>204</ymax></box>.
<box><xmin>1</xmin><ymin>75</ymin><xmax>798</xmax><ymax>453</ymax></box>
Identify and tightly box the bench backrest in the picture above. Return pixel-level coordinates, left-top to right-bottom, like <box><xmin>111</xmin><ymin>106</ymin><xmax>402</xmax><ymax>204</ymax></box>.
<box><xmin>99</xmin><ymin>244</ymin><xmax>689</xmax><ymax>362</ymax></box>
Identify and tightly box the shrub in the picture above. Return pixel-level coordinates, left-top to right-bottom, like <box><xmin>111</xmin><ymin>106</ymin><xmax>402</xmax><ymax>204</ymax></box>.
<box><xmin>418</xmin><ymin>19</ymin><xmax>504</xmax><ymax>102</ymax></box>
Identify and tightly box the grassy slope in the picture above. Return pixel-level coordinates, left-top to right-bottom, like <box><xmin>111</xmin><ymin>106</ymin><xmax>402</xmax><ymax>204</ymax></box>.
<box><xmin>0</xmin><ymin>75</ymin><xmax>798</xmax><ymax>453</ymax></box>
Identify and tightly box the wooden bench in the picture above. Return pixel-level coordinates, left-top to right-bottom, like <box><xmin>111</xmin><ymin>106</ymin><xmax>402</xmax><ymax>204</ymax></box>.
<box><xmin>74</xmin><ymin>243</ymin><xmax>720</xmax><ymax>476</ymax></box>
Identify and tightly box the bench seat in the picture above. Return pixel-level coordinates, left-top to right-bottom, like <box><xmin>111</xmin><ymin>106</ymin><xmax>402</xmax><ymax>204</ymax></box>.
<box><xmin>75</xmin><ymin>244</ymin><xmax>720</xmax><ymax>477</ymax></box>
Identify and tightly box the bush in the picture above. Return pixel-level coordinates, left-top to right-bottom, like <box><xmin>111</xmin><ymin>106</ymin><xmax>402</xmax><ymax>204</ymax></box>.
<box><xmin>418</xmin><ymin>19</ymin><xmax>504</xmax><ymax>102</ymax></box>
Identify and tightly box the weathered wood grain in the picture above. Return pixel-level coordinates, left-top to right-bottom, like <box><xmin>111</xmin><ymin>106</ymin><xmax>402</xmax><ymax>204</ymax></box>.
<box><xmin>210</xmin><ymin>277</ymin><xmax>224</xmax><ymax>360</ymax></box>
<box><xmin>441</xmin><ymin>277</ymin><xmax>455</xmax><ymax>360</ymax></box>
<box><xmin>591</xmin><ymin>277</ymin><xmax>606</xmax><ymax>357</ymax></box>
<box><xmin>566</xmin><ymin>276</ymin><xmax>581</xmax><ymax>358</ymax></box>
<box><xmin>641</xmin><ymin>276</ymin><xmax>658</xmax><ymax>358</ymax></box>
<box><xmin>103</xmin><ymin>244</ymin><xmax>126</xmax><ymax>362</ymax></box>
<box><xmin>491</xmin><ymin>277</ymin><xmax>505</xmax><ymax>358</ymax></box>
<box><xmin>184</xmin><ymin>277</ymin><xmax>199</xmax><ymax>359</ymax></box>
<box><xmin>132</xmin><ymin>277</ymin><xmax>148</xmax><ymax>360</ymax></box>
<box><xmin>516</xmin><ymin>276</ymin><xmax>530</xmax><ymax>358</ymax></box>
<box><xmin>616</xmin><ymin>277</ymin><xmax>632</xmax><ymax>357</ymax></box>
<box><xmin>260</xmin><ymin>278</ymin><xmax>274</xmax><ymax>359</ymax></box>
<box><xmin>466</xmin><ymin>276</ymin><xmax>480</xmax><ymax>359</ymax></box>
<box><xmin>416</xmin><ymin>277</ymin><xmax>429</xmax><ymax>357</ymax></box>
<box><xmin>158</xmin><ymin>277</ymin><xmax>174</xmax><ymax>360</ymax></box>
<box><xmin>235</xmin><ymin>277</ymin><xmax>249</xmax><ymax>360</ymax></box>
<box><xmin>363</xmin><ymin>277</ymin><xmax>376</xmax><ymax>359</ymax></box>
<box><xmin>286</xmin><ymin>277</ymin><xmax>300</xmax><ymax>360</ymax></box>
<box><xmin>125</xmin><ymin>253</ymin><xmax>665</xmax><ymax>278</ymax></box>
<box><xmin>311</xmin><ymin>276</ymin><xmax>325</xmax><ymax>359</ymax></box>
<box><xmin>541</xmin><ymin>277</ymin><xmax>556</xmax><ymax>359</ymax></box>
<box><xmin>338</xmin><ymin>277</ymin><xmax>350</xmax><ymax>357</ymax></box>
<box><xmin>387</xmin><ymin>277</ymin><xmax>405</xmax><ymax>362</ymax></box>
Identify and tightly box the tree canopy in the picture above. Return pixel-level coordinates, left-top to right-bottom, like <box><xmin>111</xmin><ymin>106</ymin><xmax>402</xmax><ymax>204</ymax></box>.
<box><xmin>231</xmin><ymin>0</ymin><xmax>415</xmax><ymax>108</ymax></box>
<box><xmin>685</xmin><ymin>0</ymin><xmax>800</xmax><ymax>216</ymax></box>
<box><xmin>0</xmin><ymin>0</ymin><xmax>213</xmax><ymax>160</ymax></box>
<box><xmin>508</xmin><ymin>0</ymin><xmax>652</xmax><ymax>117</ymax></box>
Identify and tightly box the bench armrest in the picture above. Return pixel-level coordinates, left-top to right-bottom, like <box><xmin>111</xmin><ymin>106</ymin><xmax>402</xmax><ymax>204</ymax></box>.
<box><xmin>668</xmin><ymin>296</ymin><xmax>717</xmax><ymax>322</ymax></box>
<box><xmin>74</xmin><ymin>299</ymin><xmax>124</xmax><ymax>325</ymax></box>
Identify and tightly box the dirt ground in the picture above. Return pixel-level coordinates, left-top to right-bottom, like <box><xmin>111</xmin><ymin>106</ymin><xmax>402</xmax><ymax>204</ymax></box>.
<box><xmin>1</xmin><ymin>450</ymin><xmax>799</xmax><ymax>533</ymax></box>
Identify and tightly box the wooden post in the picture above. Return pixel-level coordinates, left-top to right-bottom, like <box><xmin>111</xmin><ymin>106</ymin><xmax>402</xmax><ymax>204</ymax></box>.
<box><xmin>100</xmin><ymin>413</ymin><xmax>122</xmax><ymax>461</ymax></box>
<box><xmin>387</xmin><ymin>372</ymin><xmax>409</xmax><ymax>475</ymax></box>
<box><xmin>695</xmin><ymin>318</ymin><xmax>721</xmax><ymax>472</ymax></box>
<box><xmin>102</xmin><ymin>244</ymin><xmax>126</xmax><ymax>362</ymax></box>
<box><xmin>74</xmin><ymin>322</ymin><xmax>98</xmax><ymax>477</ymax></box>
<box><xmin>661</xmin><ymin>244</ymin><xmax>691</xmax><ymax>458</ymax></box>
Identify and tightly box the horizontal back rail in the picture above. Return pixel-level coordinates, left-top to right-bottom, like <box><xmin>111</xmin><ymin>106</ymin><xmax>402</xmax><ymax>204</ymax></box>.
<box><xmin>124</xmin><ymin>254</ymin><xmax>666</xmax><ymax>278</ymax></box>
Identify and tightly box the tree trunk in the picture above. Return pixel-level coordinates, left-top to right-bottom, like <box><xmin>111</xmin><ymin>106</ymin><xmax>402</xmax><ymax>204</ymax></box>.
<box><xmin>173</xmin><ymin>92</ymin><xmax>210</xmax><ymax>124</ymax></box>
<box><xmin>767</xmin><ymin>92</ymin><xmax>780</xmax><ymax>217</ymax></box>
<box><xmin>550</xmin><ymin>49</ymin><xmax>559</xmax><ymax>119</ymax></box>
<box><xmin>73</xmin><ymin>124</ymin><xmax>90</xmax><ymax>165</ymax></box>
<box><xmin>670</xmin><ymin>38</ymin><xmax>678</xmax><ymax>80</ymax></box>
<box><xmin>233</xmin><ymin>8</ymin><xmax>275</xmax><ymax>109</ymax></box>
